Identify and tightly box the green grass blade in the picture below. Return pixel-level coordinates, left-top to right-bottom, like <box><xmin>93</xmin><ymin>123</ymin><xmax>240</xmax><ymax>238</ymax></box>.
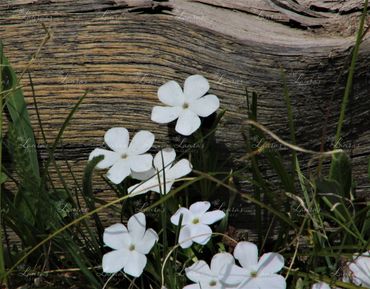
<box><xmin>2</xmin><ymin>57</ymin><xmax>40</xmax><ymax>179</ymax></box>
<box><xmin>2</xmin><ymin>45</ymin><xmax>41</xmax><ymax>225</ymax></box>
<box><xmin>335</xmin><ymin>0</ymin><xmax>368</xmax><ymax>143</ymax></box>
<box><xmin>40</xmin><ymin>90</ymin><xmax>88</xmax><ymax>186</ymax></box>
<box><xmin>82</xmin><ymin>155</ymin><xmax>105</xmax><ymax>243</ymax></box>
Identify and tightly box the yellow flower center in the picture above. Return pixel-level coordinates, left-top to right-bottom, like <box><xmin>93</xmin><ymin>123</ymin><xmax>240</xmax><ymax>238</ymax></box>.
<box><xmin>192</xmin><ymin>218</ymin><xmax>200</xmax><ymax>224</ymax></box>
<box><xmin>209</xmin><ymin>280</ymin><xmax>217</xmax><ymax>287</ymax></box>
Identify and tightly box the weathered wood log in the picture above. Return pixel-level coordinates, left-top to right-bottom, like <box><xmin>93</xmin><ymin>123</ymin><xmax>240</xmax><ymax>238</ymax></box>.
<box><xmin>0</xmin><ymin>0</ymin><xmax>369</xmax><ymax>241</ymax></box>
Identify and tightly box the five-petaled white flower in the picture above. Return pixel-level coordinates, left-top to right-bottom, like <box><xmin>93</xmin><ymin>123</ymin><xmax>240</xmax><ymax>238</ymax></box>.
<box><xmin>184</xmin><ymin>252</ymin><xmax>244</xmax><ymax>289</ymax></box>
<box><xmin>151</xmin><ymin>74</ymin><xmax>220</xmax><ymax>136</ymax></box>
<box><xmin>348</xmin><ymin>251</ymin><xmax>370</xmax><ymax>287</ymax></box>
<box><xmin>311</xmin><ymin>282</ymin><xmax>335</xmax><ymax>289</ymax></box>
<box><xmin>128</xmin><ymin>148</ymin><xmax>192</xmax><ymax>196</ymax></box>
<box><xmin>102</xmin><ymin>212</ymin><xmax>158</xmax><ymax>277</ymax></box>
<box><xmin>233</xmin><ymin>241</ymin><xmax>286</xmax><ymax>289</ymax></box>
<box><xmin>89</xmin><ymin>127</ymin><xmax>155</xmax><ymax>184</ymax></box>
<box><xmin>170</xmin><ymin>201</ymin><xmax>225</xmax><ymax>248</ymax></box>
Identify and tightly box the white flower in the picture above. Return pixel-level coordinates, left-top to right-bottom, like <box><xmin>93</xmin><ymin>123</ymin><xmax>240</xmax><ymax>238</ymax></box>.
<box><xmin>184</xmin><ymin>252</ymin><xmax>244</xmax><ymax>289</ymax></box>
<box><xmin>89</xmin><ymin>127</ymin><xmax>155</xmax><ymax>184</ymax></box>
<box><xmin>151</xmin><ymin>74</ymin><xmax>220</xmax><ymax>136</ymax></box>
<box><xmin>128</xmin><ymin>148</ymin><xmax>192</xmax><ymax>196</ymax></box>
<box><xmin>348</xmin><ymin>251</ymin><xmax>370</xmax><ymax>287</ymax></box>
<box><xmin>102</xmin><ymin>212</ymin><xmax>158</xmax><ymax>277</ymax></box>
<box><xmin>311</xmin><ymin>282</ymin><xmax>340</xmax><ymax>289</ymax></box>
<box><xmin>312</xmin><ymin>282</ymin><xmax>331</xmax><ymax>289</ymax></box>
<box><xmin>170</xmin><ymin>201</ymin><xmax>225</xmax><ymax>248</ymax></box>
<box><xmin>233</xmin><ymin>241</ymin><xmax>286</xmax><ymax>289</ymax></box>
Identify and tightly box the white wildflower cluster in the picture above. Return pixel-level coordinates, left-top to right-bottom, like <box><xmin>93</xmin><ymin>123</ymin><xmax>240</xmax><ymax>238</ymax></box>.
<box><xmin>88</xmin><ymin>74</ymin><xmax>369</xmax><ymax>288</ymax></box>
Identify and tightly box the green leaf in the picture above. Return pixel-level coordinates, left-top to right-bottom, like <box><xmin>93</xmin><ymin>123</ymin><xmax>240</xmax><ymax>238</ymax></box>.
<box><xmin>315</xmin><ymin>178</ymin><xmax>350</xmax><ymax>226</ymax></box>
<box><xmin>1</xmin><ymin>49</ymin><xmax>41</xmax><ymax>225</ymax></box>
<box><xmin>316</xmin><ymin>178</ymin><xmax>343</xmax><ymax>204</ymax></box>
<box><xmin>82</xmin><ymin>155</ymin><xmax>105</xmax><ymax>241</ymax></box>
<box><xmin>0</xmin><ymin>172</ymin><xmax>7</xmax><ymax>184</ymax></box>
<box><xmin>329</xmin><ymin>152</ymin><xmax>352</xmax><ymax>199</ymax></box>
<box><xmin>2</xmin><ymin>54</ymin><xmax>40</xmax><ymax>179</ymax></box>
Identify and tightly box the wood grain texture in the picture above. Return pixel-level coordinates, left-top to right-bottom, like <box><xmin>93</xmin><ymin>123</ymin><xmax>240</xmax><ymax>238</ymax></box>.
<box><xmin>0</xmin><ymin>0</ymin><xmax>369</xmax><ymax>241</ymax></box>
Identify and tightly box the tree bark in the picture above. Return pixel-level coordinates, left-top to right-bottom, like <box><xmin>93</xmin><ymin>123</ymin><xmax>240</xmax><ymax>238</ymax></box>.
<box><xmin>0</xmin><ymin>0</ymin><xmax>369</xmax><ymax>240</ymax></box>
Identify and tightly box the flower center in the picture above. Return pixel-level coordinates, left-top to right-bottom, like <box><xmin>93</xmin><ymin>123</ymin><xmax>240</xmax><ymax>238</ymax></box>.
<box><xmin>129</xmin><ymin>244</ymin><xmax>135</xmax><ymax>251</ymax></box>
<box><xmin>250</xmin><ymin>271</ymin><xmax>258</xmax><ymax>278</ymax></box>
<box><xmin>182</xmin><ymin>102</ymin><xmax>189</xmax><ymax>109</ymax></box>
<box><xmin>121</xmin><ymin>153</ymin><xmax>128</xmax><ymax>159</ymax></box>
<box><xmin>209</xmin><ymin>280</ymin><xmax>217</xmax><ymax>287</ymax></box>
<box><xmin>192</xmin><ymin>218</ymin><xmax>200</xmax><ymax>224</ymax></box>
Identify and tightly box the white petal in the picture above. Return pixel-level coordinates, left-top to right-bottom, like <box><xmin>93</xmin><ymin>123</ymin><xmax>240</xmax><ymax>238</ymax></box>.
<box><xmin>234</xmin><ymin>242</ymin><xmax>258</xmax><ymax>269</ymax></box>
<box><xmin>312</xmin><ymin>282</ymin><xmax>331</xmax><ymax>289</ymax></box>
<box><xmin>353</xmin><ymin>255</ymin><xmax>370</xmax><ymax>286</ymax></box>
<box><xmin>179</xmin><ymin>226</ymin><xmax>193</xmax><ymax>249</ymax></box>
<box><xmin>128</xmin><ymin>130</ymin><xmax>154</xmax><ymax>155</ymax></box>
<box><xmin>153</xmin><ymin>148</ymin><xmax>176</xmax><ymax>171</ymax></box>
<box><xmin>104</xmin><ymin>127</ymin><xmax>129</xmax><ymax>153</ymax></box>
<box><xmin>185</xmin><ymin>260</ymin><xmax>213</xmax><ymax>283</ymax></box>
<box><xmin>103</xmin><ymin>223</ymin><xmax>129</xmax><ymax>250</ymax></box>
<box><xmin>200</xmin><ymin>210</ymin><xmax>225</xmax><ymax>225</ymax></box>
<box><xmin>150</xmin><ymin>173</ymin><xmax>175</xmax><ymax>194</ymax></box>
<box><xmin>237</xmin><ymin>277</ymin><xmax>259</xmax><ymax>288</ymax></box>
<box><xmin>106</xmin><ymin>159</ymin><xmax>131</xmax><ymax>184</ymax></box>
<box><xmin>131</xmin><ymin>168</ymin><xmax>156</xmax><ymax>181</ymax></box>
<box><xmin>102</xmin><ymin>249</ymin><xmax>129</xmax><ymax>273</ymax></box>
<box><xmin>124</xmin><ymin>251</ymin><xmax>147</xmax><ymax>277</ymax></box>
<box><xmin>254</xmin><ymin>274</ymin><xmax>286</xmax><ymax>289</ymax></box>
<box><xmin>189</xmin><ymin>224</ymin><xmax>212</xmax><ymax>245</ymax></box>
<box><xmin>349</xmin><ymin>258</ymin><xmax>370</xmax><ymax>286</ymax></box>
<box><xmin>167</xmin><ymin>159</ymin><xmax>192</xmax><ymax>179</ymax></box>
<box><xmin>175</xmin><ymin>110</ymin><xmax>201</xmax><ymax>136</ymax></box>
<box><xmin>189</xmin><ymin>201</ymin><xmax>211</xmax><ymax>216</ymax></box>
<box><xmin>128</xmin><ymin>175</ymin><xmax>161</xmax><ymax>196</ymax></box>
<box><xmin>184</xmin><ymin>75</ymin><xmax>210</xmax><ymax>101</ymax></box>
<box><xmin>183</xmin><ymin>285</ymin><xmax>201</xmax><ymax>289</ymax></box>
<box><xmin>158</xmin><ymin>80</ymin><xmax>185</xmax><ymax>106</ymax></box>
<box><xmin>160</xmin><ymin>179</ymin><xmax>175</xmax><ymax>195</ymax></box>
<box><xmin>135</xmin><ymin>228</ymin><xmax>158</xmax><ymax>254</ymax></box>
<box><xmin>220</xmin><ymin>264</ymin><xmax>246</xmax><ymax>286</ymax></box>
<box><xmin>129</xmin><ymin>154</ymin><xmax>153</xmax><ymax>172</ymax></box>
<box><xmin>189</xmin><ymin>94</ymin><xmax>219</xmax><ymax>117</ymax></box>
<box><xmin>257</xmin><ymin>253</ymin><xmax>284</xmax><ymax>275</ymax></box>
<box><xmin>89</xmin><ymin>148</ymin><xmax>119</xmax><ymax>169</ymax></box>
<box><xmin>170</xmin><ymin>208</ymin><xmax>192</xmax><ymax>225</ymax></box>
<box><xmin>128</xmin><ymin>212</ymin><xmax>146</xmax><ymax>242</ymax></box>
<box><xmin>210</xmin><ymin>253</ymin><xmax>235</xmax><ymax>274</ymax></box>
<box><xmin>151</xmin><ymin>106</ymin><xmax>182</xmax><ymax>124</ymax></box>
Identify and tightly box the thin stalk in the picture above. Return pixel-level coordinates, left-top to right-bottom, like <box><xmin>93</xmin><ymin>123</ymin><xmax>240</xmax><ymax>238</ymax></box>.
<box><xmin>335</xmin><ymin>0</ymin><xmax>368</xmax><ymax>144</ymax></box>
<box><xmin>281</xmin><ymin>68</ymin><xmax>297</xmax><ymax>169</ymax></box>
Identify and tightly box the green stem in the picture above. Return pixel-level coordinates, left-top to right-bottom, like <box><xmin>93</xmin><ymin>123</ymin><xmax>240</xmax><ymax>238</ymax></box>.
<box><xmin>281</xmin><ymin>69</ymin><xmax>297</xmax><ymax>155</ymax></box>
<box><xmin>335</xmin><ymin>0</ymin><xmax>368</xmax><ymax>144</ymax></box>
